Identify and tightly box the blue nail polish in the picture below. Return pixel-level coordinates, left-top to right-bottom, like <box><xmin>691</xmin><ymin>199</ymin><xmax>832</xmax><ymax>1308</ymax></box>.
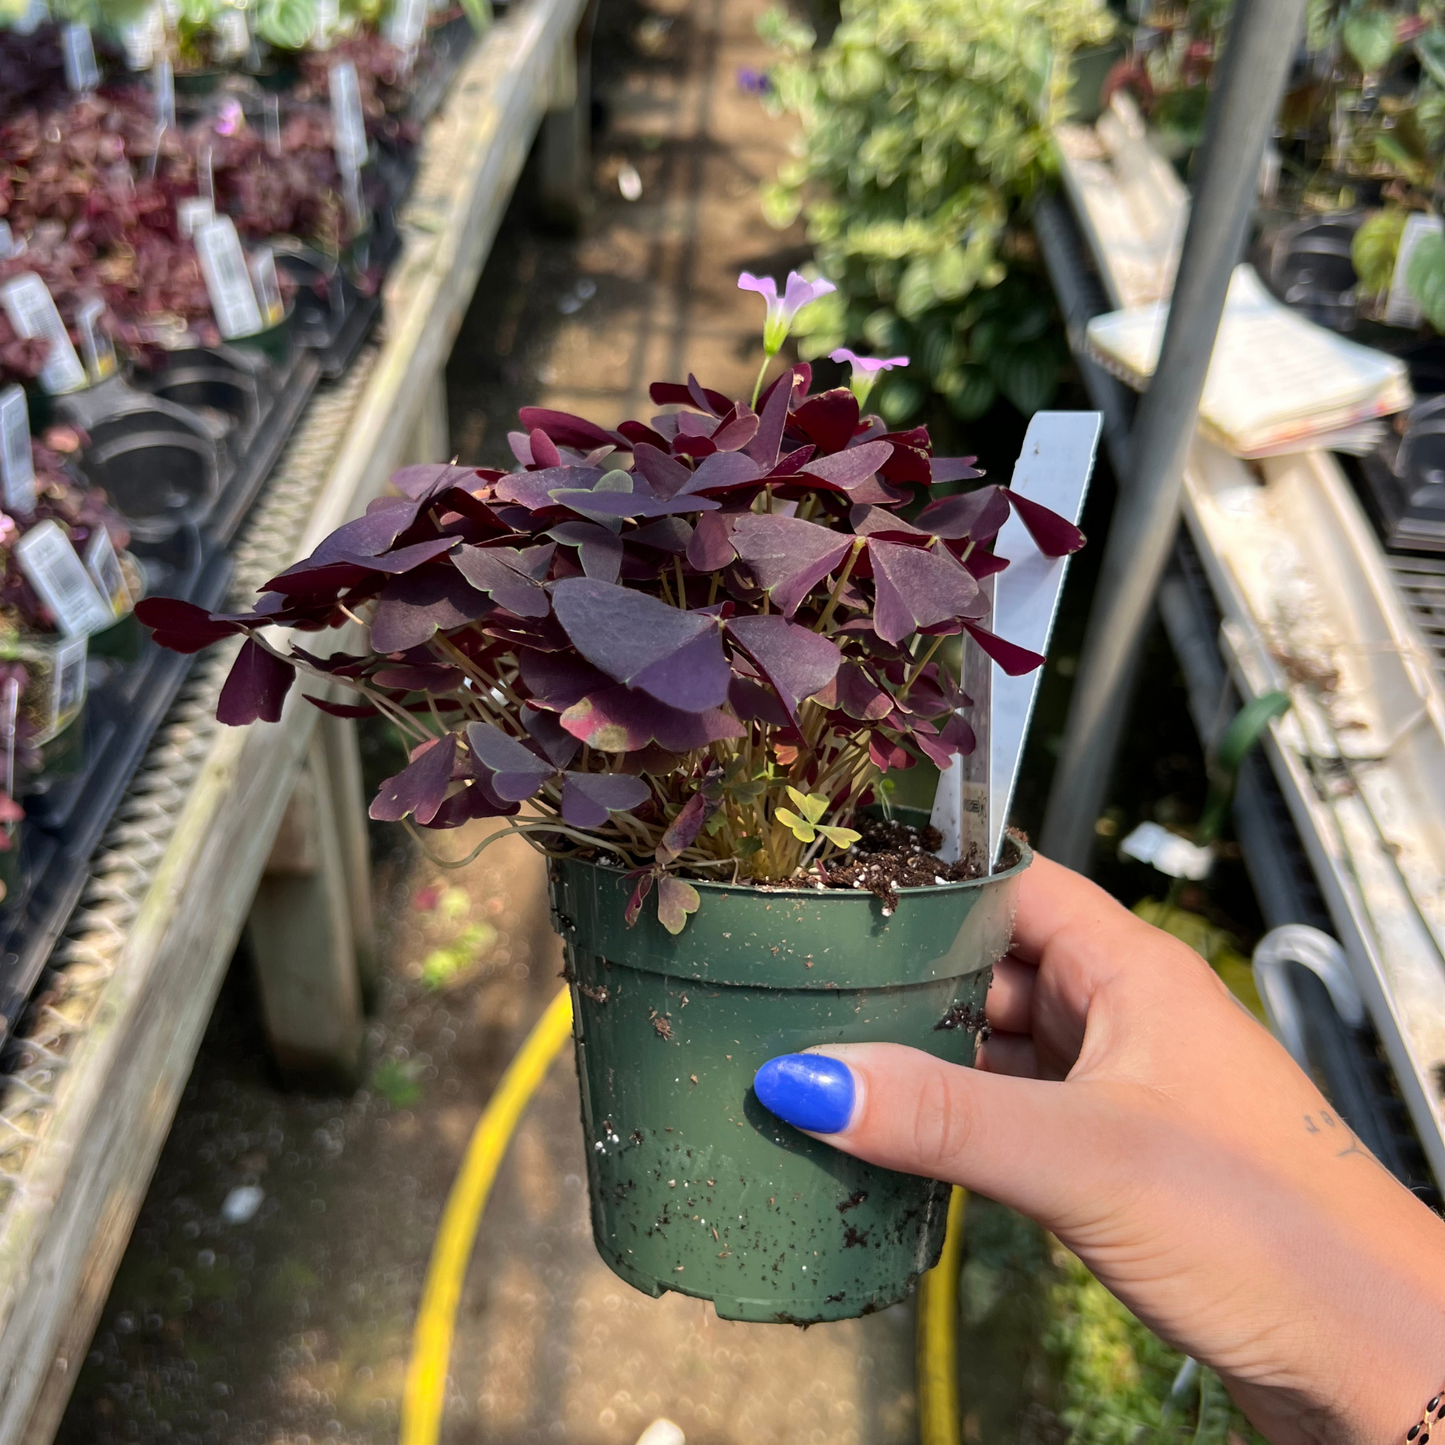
<box><xmin>753</xmin><ymin>1053</ymin><xmax>855</xmax><ymax>1134</ymax></box>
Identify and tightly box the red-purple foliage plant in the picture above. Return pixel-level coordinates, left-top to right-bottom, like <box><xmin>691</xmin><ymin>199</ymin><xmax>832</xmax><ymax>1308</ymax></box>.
<box><xmin>137</xmin><ymin>273</ymin><xmax>1083</xmax><ymax>929</ymax></box>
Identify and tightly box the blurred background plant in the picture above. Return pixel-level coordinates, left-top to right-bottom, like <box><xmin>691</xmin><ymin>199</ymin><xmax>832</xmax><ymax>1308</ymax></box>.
<box><xmin>757</xmin><ymin>0</ymin><xmax>1114</xmax><ymax>426</ymax></box>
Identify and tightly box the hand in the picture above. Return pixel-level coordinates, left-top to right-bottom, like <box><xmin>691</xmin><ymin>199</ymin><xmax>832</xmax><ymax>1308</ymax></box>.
<box><xmin>753</xmin><ymin>854</ymin><xmax>1445</xmax><ymax>1445</ymax></box>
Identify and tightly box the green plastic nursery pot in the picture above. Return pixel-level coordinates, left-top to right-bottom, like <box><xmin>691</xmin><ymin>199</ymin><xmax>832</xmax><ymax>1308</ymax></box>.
<box><xmin>549</xmin><ymin>833</ymin><xmax>1031</xmax><ymax>1325</ymax></box>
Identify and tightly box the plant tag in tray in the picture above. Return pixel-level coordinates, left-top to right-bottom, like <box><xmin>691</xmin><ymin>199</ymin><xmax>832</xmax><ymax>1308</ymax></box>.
<box><xmin>1386</xmin><ymin>212</ymin><xmax>1444</xmax><ymax>329</ymax></box>
<box><xmin>62</xmin><ymin>23</ymin><xmax>100</xmax><ymax>93</ymax></box>
<box><xmin>0</xmin><ymin>385</ymin><xmax>35</xmax><ymax>517</ymax></box>
<box><xmin>385</xmin><ymin>0</ymin><xmax>427</xmax><ymax>54</ymax></box>
<box><xmin>2</xmin><ymin>675</ymin><xmax>17</xmax><ymax>805</ymax></box>
<box><xmin>76</xmin><ymin>298</ymin><xmax>116</xmax><ymax>384</ymax></box>
<box><xmin>156</xmin><ymin>57</ymin><xmax>175</xmax><ymax>131</ymax></box>
<box><xmin>46</xmin><ymin>634</ymin><xmax>89</xmax><ymax>742</ymax></box>
<box><xmin>0</xmin><ymin>274</ymin><xmax>87</xmax><ymax>395</ymax></box>
<box><xmin>312</xmin><ymin>0</ymin><xmax>339</xmax><ymax>45</ymax></box>
<box><xmin>248</xmin><ymin>247</ymin><xmax>285</xmax><ymax>327</ymax></box>
<box><xmin>214</xmin><ymin>6</ymin><xmax>250</xmax><ymax>61</ymax></box>
<box><xmin>330</xmin><ymin>61</ymin><xmax>368</xmax><ymax>174</ymax></box>
<box><xmin>195</xmin><ymin>217</ymin><xmax>265</xmax><ymax>339</ymax></box>
<box><xmin>177</xmin><ymin>196</ymin><xmax>214</xmax><ymax>239</ymax></box>
<box><xmin>84</xmin><ymin>528</ymin><xmax>132</xmax><ymax>619</ymax></box>
<box><xmin>14</xmin><ymin>520</ymin><xmax>115</xmax><ymax>637</ymax></box>
<box><xmin>0</xmin><ymin>223</ymin><xmax>16</xmax><ymax>261</ymax></box>
<box><xmin>121</xmin><ymin>5</ymin><xmax>164</xmax><ymax>69</ymax></box>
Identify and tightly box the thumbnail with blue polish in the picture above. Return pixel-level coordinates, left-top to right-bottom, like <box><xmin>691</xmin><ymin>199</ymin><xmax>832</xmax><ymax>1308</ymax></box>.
<box><xmin>753</xmin><ymin>1053</ymin><xmax>855</xmax><ymax>1134</ymax></box>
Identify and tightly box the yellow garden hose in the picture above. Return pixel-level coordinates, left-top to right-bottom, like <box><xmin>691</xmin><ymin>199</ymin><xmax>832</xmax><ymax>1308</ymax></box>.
<box><xmin>402</xmin><ymin>983</ymin><xmax>967</xmax><ymax>1445</ymax></box>
<box><xmin>401</xmin><ymin>985</ymin><xmax>575</xmax><ymax>1445</ymax></box>
<box><xmin>916</xmin><ymin>1185</ymin><xmax>969</xmax><ymax>1445</ymax></box>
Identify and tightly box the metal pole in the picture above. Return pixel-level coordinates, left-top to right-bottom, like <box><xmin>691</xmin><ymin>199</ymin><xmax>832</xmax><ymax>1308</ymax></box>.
<box><xmin>1038</xmin><ymin>0</ymin><xmax>1308</xmax><ymax>870</ymax></box>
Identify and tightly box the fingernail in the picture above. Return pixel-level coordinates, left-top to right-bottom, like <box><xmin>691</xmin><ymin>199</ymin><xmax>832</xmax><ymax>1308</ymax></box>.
<box><xmin>753</xmin><ymin>1053</ymin><xmax>855</xmax><ymax>1134</ymax></box>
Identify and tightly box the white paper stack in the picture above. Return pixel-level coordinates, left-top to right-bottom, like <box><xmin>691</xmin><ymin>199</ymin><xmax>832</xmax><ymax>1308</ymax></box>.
<box><xmin>1084</xmin><ymin>265</ymin><xmax>1413</xmax><ymax>459</ymax></box>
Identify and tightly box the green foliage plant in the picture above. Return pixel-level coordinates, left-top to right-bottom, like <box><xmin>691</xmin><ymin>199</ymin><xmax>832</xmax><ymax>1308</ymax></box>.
<box><xmin>758</xmin><ymin>0</ymin><xmax>1114</xmax><ymax>425</ymax></box>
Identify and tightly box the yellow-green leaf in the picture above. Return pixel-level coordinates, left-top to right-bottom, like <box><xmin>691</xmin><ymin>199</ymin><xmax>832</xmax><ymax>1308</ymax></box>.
<box><xmin>818</xmin><ymin>824</ymin><xmax>862</xmax><ymax>849</ymax></box>
<box><xmin>776</xmin><ymin>808</ymin><xmax>817</xmax><ymax>843</ymax></box>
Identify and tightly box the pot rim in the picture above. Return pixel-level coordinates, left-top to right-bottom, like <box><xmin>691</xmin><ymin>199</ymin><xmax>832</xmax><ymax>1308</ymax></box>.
<box><xmin>558</xmin><ymin>832</ymin><xmax>1033</xmax><ymax>900</ymax></box>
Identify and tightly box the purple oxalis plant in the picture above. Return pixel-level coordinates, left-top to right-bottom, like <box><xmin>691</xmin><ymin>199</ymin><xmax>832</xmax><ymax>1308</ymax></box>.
<box><xmin>136</xmin><ymin>272</ymin><xmax>1084</xmax><ymax>932</ymax></box>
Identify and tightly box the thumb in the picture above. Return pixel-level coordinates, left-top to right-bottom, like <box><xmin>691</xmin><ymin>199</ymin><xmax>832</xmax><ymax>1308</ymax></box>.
<box><xmin>753</xmin><ymin>1042</ymin><xmax>1125</xmax><ymax>1229</ymax></box>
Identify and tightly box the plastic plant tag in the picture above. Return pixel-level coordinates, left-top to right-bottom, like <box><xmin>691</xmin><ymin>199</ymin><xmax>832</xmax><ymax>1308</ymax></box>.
<box><xmin>1</xmin><ymin>675</ymin><xmax>16</xmax><ymax>803</ymax></box>
<box><xmin>0</xmin><ymin>274</ymin><xmax>87</xmax><ymax>395</ymax></box>
<box><xmin>13</xmin><ymin>0</ymin><xmax>45</xmax><ymax>35</ymax></box>
<box><xmin>156</xmin><ymin>57</ymin><xmax>175</xmax><ymax>131</ymax></box>
<box><xmin>84</xmin><ymin>528</ymin><xmax>131</xmax><ymax>618</ymax></box>
<box><xmin>0</xmin><ymin>385</ymin><xmax>35</xmax><ymax>516</ymax></box>
<box><xmin>195</xmin><ymin>217</ymin><xmax>264</xmax><ymax>339</ymax></box>
<box><xmin>76</xmin><ymin>297</ymin><xmax>116</xmax><ymax>384</ymax></box>
<box><xmin>14</xmin><ymin>520</ymin><xmax>115</xmax><ymax>637</ymax></box>
<box><xmin>1118</xmin><ymin>820</ymin><xmax>1214</xmax><ymax>880</ymax></box>
<box><xmin>0</xmin><ymin>223</ymin><xmax>13</xmax><ymax>261</ymax></box>
<box><xmin>1387</xmin><ymin>212</ymin><xmax>1445</xmax><ymax>329</ymax></box>
<box><xmin>312</xmin><ymin>0</ymin><xmax>339</xmax><ymax>45</ymax></box>
<box><xmin>248</xmin><ymin>248</ymin><xmax>285</xmax><ymax>327</ymax></box>
<box><xmin>177</xmin><ymin>196</ymin><xmax>214</xmax><ymax>239</ymax></box>
<box><xmin>50</xmin><ymin>634</ymin><xmax>88</xmax><ymax>737</ymax></box>
<box><xmin>386</xmin><ymin>0</ymin><xmax>427</xmax><ymax>52</ymax></box>
<box><xmin>62</xmin><ymin>23</ymin><xmax>100</xmax><ymax>92</ymax></box>
<box><xmin>264</xmin><ymin>93</ymin><xmax>280</xmax><ymax>155</ymax></box>
<box><xmin>214</xmin><ymin>6</ymin><xmax>249</xmax><ymax>60</ymax></box>
<box><xmin>122</xmin><ymin>6</ymin><xmax>164</xmax><ymax>68</ymax></box>
<box><xmin>330</xmin><ymin>61</ymin><xmax>368</xmax><ymax>174</ymax></box>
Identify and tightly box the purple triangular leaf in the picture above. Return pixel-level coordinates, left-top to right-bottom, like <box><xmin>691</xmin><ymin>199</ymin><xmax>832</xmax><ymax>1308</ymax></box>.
<box><xmin>370</xmin><ymin>732</ymin><xmax>458</xmax><ymax>823</ymax></box>
<box><xmin>328</xmin><ymin>535</ymin><xmax>459</xmax><ymax>575</ymax></box>
<box><xmin>1007</xmin><ymin>490</ymin><xmax>1086</xmax><ymax>556</ymax></box>
<box><xmin>790</xmin><ymin>389</ymin><xmax>859</xmax><ymax>453</ymax></box>
<box><xmin>549</xmin><ymin>488</ymin><xmax>721</xmax><ymax>518</ymax></box>
<box><xmin>725</xmin><ymin>614</ymin><xmax>841</xmax><ymax>719</ymax></box>
<box><xmin>453</xmin><ymin>544</ymin><xmax>555</xmax><ymax>617</ymax></box>
<box><xmin>389</xmin><ymin>464</ymin><xmax>480</xmax><ymax>500</ymax></box>
<box><xmin>746</xmin><ymin>368</ymin><xmax>795</xmax><ymax>467</ymax></box>
<box><xmin>464</xmin><ymin>721</ymin><xmax>556</xmax><ymax>800</ymax></box>
<box><xmin>655</xmin><ymin>790</ymin><xmax>714</xmax><ymax>865</ymax></box>
<box><xmin>135</xmin><ymin>597</ymin><xmax>245</xmax><ymax>654</ymax></box>
<box><xmin>560</xmin><ymin>771</ymin><xmax>651</xmax><ymax>827</ymax></box>
<box><xmin>547</xmin><ymin>521</ymin><xmax>623</xmax><ymax>583</ymax></box>
<box><xmin>308</xmin><ymin>499</ymin><xmax>424</xmax><ymax>565</ymax></box>
<box><xmin>518</xmin><ymin>649</ymin><xmax>613</xmax><ymax>711</ymax></box>
<box><xmin>551</xmin><ymin>578</ymin><xmax>730</xmax><ymax>711</ymax></box>
<box><xmin>522</xmin><ymin>705</ymin><xmax>581</xmax><ymax>769</ymax></box>
<box><xmin>629</xmin><ymin>517</ymin><xmax>693</xmax><ymax>554</ymax></box>
<box><xmin>673</xmin><ymin>451</ymin><xmax>762</xmax><ymax>496</ymax></box>
<box><xmin>729</xmin><ymin>513</ymin><xmax>853</xmax><ymax>617</ymax></box>
<box><xmin>711</xmin><ymin>411</ymin><xmax>760</xmax><ymax>452</ymax></box>
<box><xmin>518</xmin><ymin>407</ymin><xmax>617</xmax><ymax>451</ymax></box>
<box><xmin>961</xmin><ymin>621</ymin><xmax>1046</xmax><ymax>676</ymax></box>
<box><xmin>868</xmin><ymin>539</ymin><xmax>983</xmax><ymax>645</ymax></box>
<box><xmin>370</xmin><ymin>566</ymin><xmax>494</xmax><ymax>653</ymax></box>
<box><xmin>217</xmin><ymin>638</ymin><xmax>295</xmax><ymax>724</ymax></box>
<box><xmin>930</xmin><ymin>455</ymin><xmax>984</xmax><ymax>484</ymax></box>
<box><xmin>529</xmin><ymin>427</ymin><xmax>563</xmax><ymax>469</ymax></box>
<box><xmin>560</xmin><ymin>687</ymin><xmax>743</xmax><ymax>752</ymax></box>
<box><xmin>800</xmin><ymin>439</ymin><xmax>893</xmax><ymax>491</ymax></box>
<box><xmin>915</xmin><ymin>486</ymin><xmax>1011</xmax><ymax>541</ymax></box>
<box><xmin>495</xmin><ymin>465</ymin><xmax>604</xmax><ymax>509</ymax></box>
<box><xmin>633</xmin><ymin>442</ymin><xmax>693</xmax><ymax>499</ymax></box>
<box><xmin>685</xmin><ymin>511</ymin><xmax>738</xmax><ymax>572</ymax></box>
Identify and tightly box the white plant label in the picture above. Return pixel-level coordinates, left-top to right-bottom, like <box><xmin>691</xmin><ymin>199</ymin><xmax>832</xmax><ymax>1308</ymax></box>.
<box><xmin>214</xmin><ymin>6</ymin><xmax>249</xmax><ymax>60</ymax></box>
<box><xmin>13</xmin><ymin>0</ymin><xmax>45</xmax><ymax>35</ymax></box>
<box><xmin>2</xmin><ymin>675</ymin><xmax>17</xmax><ymax>802</ymax></box>
<box><xmin>248</xmin><ymin>247</ymin><xmax>284</xmax><ymax>327</ymax></box>
<box><xmin>122</xmin><ymin>6</ymin><xmax>164</xmax><ymax>69</ymax></box>
<box><xmin>76</xmin><ymin>297</ymin><xmax>116</xmax><ymax>383</ymax></box>
<box><xmin>1387</xmin><ymin>212</ymin><xmax>1445</xmax><ymax>329</ymax></box>
<box><xmin>330</xmin><ymin>61</ymin><xmax>367</xmax><ymax>174</ymax></box>
<box><xmin>84</xmin><ymin>527</ymin><xmax>131</xmax><ymax>618</ymax></box>
<box><xmin>0</xmin><ymin>274</ymin><xmax>87</xmax><ymax>395</ymax></box>
<box><xmin>195</xmin><ymin>216</ymin><xmax>264</xmax><ymax>338</ymax></box>
<box><xmin>312</xmin><ymin>0</ymin><xmax>339</xmax><ymax>44</ymax></box>
<box><xmin>385</xmin><ymin>0</ymin><xmax>427</xmax><ymax>52</ymax></box>
<box><xmin>177</xmin><ymin>196</ymin><xmax>214</xmax><ymax>238</ymax></box>
<box><xmin>50</xmin><ymin>633</ymin><xmax>89</xmax><ymax>737</ymax></box>
<box><xmin>0</xmin><ymin>385</ymin><xmax>35</xmax><ymax>516</ymax></box>
<box><xmin>62</xmin><ymin>23</ymin><xmax>100</xmax><ymax>92</ymax></box>
<box><xmin>0</xmin><ymin>223</ymin><xmax>14</xmax><ymax>260</ymax></box>
<box><xmin>14</xmin><ymin>520</ymin><xmax>115</xmax><ymax>637</ymax></box>
<box><xmin>156</xmin><ymin>57</ymin><xmax>175</xmax><ymax>131</ymax></box>
<box><xmin>198</xmin><ymin>144</ymin><xmax>214</xmax><ymax>206</ymax></box>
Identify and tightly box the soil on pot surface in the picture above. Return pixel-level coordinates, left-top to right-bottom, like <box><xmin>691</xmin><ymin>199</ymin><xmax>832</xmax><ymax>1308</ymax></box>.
<box><xmin>819</xmin><ymin>815</ymin><xmax>989</xmax><ymax>912</ymax></box>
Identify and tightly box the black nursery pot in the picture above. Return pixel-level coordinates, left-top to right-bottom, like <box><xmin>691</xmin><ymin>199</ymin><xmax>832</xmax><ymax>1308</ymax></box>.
<box><xmin>548</xmin><ymin>833</ymin><xmax>1030</xmax><ymax>1324</ymax></box>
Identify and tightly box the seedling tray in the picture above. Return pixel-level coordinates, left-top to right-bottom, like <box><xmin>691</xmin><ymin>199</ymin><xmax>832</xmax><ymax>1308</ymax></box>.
<box><xmin>0</xmin><ymin>534</ymin><xmax>234</xmax><ymax>1031</ymax></box>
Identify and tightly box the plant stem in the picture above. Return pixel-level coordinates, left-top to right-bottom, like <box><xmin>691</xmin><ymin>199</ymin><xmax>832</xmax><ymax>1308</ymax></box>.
<box><xmin>899</xmin><ymin>634</ymin><xmax>947</xmax><ymax>700</ymax></box>
<box><xmin>750</xmin><ymin>352</ymin><xmax>772</xmax><ymax>409</ymax></box>
<box><xmin>814</xmin><ymin>538</ymin><xmax>864</xmax><ymax>633</ymax></box>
